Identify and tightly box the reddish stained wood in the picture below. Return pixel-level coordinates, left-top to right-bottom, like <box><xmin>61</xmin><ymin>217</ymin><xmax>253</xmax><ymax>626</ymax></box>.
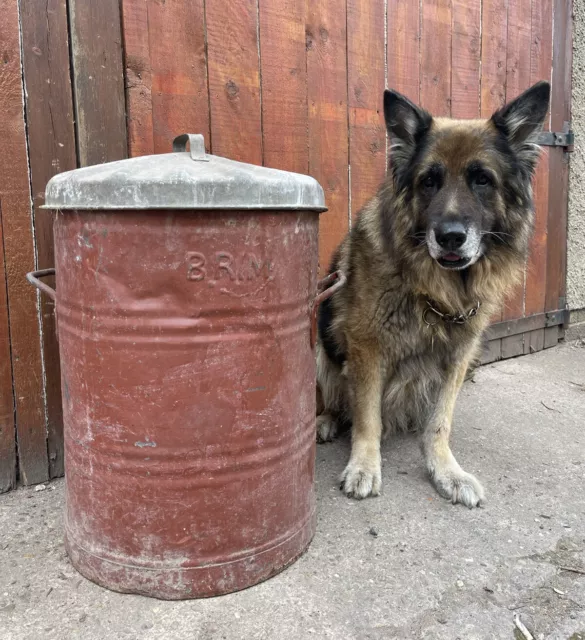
<box><xmin>206</xmin><ymin>0</ymin><xmax>262</xmax><ymax>164</ymax></box>
<box><xmin>420</xmin><ymin>0</ymin><xmax>452</xmax><ymax>117</ymax></box>
<box><xmin>450</xmin><ymin>0</ymin><xmax>481</xmax><ymax>119</ymax></box>
<box><xmin>480</xmin><ymin>0</ymin><xmax>508</xmax><ymax>330</ymax></box>
<box><xmin>501</xmin><ymin>0</ymin><xmax>532</xmax><ymax>323</ymax></box>
<box><xmin>545</xmin><ymin>0</ymin><xmax>572</xmax><ymax>312</ymax></box>
<box><xmin>387</xmin><ymin>0</ymin><xmax>420</xmax><ymax>103</ymax></box>
<box><xmin>506</xmin><ymin>0</ymin><xmax>533</xmax><ymax>102</ymax></box>
<box><xmin>307</xmin><ymin>0</ymin><xmax>349</xmax><ymax>273</ymax></box>
<box><xmin>0</xmin><ymin>0</ymin><xmax>48</xmax><ymax>485</ymax></box>
<box><xmin>20</xmin><ymin>0</ymin><xmax>78</xmax><ymax>478</ymax></box>
<box><xmin>347</xmin><ymin>0</ymin><xmax>386</xmax><ymax>218</ymax></box>
<box><xmin>480</xmin><ymin>0</ymin><xmax>508</xmax><ymax>118</ymax></box>
<box><xmin>147</xmin><ymin>0</ymin><xmax>210</xmax><ymax>154</ymax></box>
<box><xmin>0</xmin><ymin>206</ymin><xmax>16</xmax><ymax>492</ymax></box>
<box><xmin>258</xmin><ymin>0</ymin><xmax>308</xmax><ymax>173</ymax></box>
<box><xmin>121</xmin><ymin>0</ymin><xmax>154</xmax><ymax>157</ymax></box>
<box><xmin>525</xmin><ymin>0</ymin><xmax>553</xmax><ymax>320</ymax></box>
<box><xmin>68</xmin><ymin>0</ymin><xmax>127</xmax><ymax>165</ymax></box>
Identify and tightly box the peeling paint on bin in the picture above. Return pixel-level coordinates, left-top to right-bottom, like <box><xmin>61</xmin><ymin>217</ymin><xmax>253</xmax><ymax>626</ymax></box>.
<box><xmin>40</xmin><ymin>135</ymin><xmax>327</xmax><ymax>599</ymax></box>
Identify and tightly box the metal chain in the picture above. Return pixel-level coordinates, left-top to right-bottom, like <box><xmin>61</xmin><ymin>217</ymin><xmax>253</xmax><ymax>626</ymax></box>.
<box><xmin>423</xmin><ymin>298</ymin><xmax>481</xmax><ymax>327</ymax></box>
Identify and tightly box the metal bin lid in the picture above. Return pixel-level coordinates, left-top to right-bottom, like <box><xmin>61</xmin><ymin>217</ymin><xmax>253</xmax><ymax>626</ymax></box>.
<box><xmin>44</xmin><ymin>134</ymin><xmax>327</xmax><ymax>212</ymax></box>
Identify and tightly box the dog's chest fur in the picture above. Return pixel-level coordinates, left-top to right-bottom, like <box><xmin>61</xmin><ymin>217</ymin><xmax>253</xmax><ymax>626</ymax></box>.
<box><xmin>361</xmin><ymin>286</ymin><xmax>484</xmax><ymax>433</ymax></box>
<box><xmin>321</xmin><ymin>273</ymin><xmax>486</xmax><ymax>433</ymax></box>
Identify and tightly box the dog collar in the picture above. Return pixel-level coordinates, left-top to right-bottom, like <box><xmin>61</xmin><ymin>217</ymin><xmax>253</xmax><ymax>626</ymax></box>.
<box><xmin>423</xmin><ymin>298</ymin><xmax>481</xmax><ymax>326</ymax></box>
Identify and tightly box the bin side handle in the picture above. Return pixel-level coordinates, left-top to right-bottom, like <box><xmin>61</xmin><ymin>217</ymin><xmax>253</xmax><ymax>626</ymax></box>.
<box><xmin>310</xmin><ymin>270</ymin><xmax>346</xmax><ymax>349</ymax></box>
<box><xmin>26</xmin><ymin>269</ymin><xmax>56</xmax><ymax>301</ymax></box>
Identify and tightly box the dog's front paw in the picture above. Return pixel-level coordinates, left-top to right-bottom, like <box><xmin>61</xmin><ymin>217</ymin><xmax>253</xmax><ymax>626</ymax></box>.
<box><xmin>430</xmin><ymin>465</ymin><xmax>485</xmax><ymax>508</ymax></box>
<box><xmin>340</xmin><ymin>452</ymin><xmax>382</xmax><ymax>499</ymax></box>
<box><xmin>316</xmin><ymin>414</ymin><xmax>338</xmax><ymax>443</ymax></box>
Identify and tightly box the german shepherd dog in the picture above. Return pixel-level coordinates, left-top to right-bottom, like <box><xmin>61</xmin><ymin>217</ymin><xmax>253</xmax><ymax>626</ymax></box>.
<box><xmin>316</xmin><ymin>81</ymin><xmax>551</xmax><ymax>507</ymax></box>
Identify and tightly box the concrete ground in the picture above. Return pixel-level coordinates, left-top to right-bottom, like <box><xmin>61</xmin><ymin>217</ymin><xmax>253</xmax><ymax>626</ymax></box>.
<box><xmin>2</xmin><ymin>343</ymin><xmax>585</xmax><ymax>640</ymax></box>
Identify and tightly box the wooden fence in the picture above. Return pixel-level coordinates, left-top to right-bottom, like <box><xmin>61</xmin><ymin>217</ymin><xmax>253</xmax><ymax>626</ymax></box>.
<box><xmin>0</xmin><ymin>0</ymin><xmax>572</xmax><ymax>490</ymax></box>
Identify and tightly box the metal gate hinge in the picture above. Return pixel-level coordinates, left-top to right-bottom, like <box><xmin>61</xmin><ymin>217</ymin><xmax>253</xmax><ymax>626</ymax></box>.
<box><xmin>536</xmin><ymin>123</ymin><xmax>574</xmax><ymax>152</ymax></box>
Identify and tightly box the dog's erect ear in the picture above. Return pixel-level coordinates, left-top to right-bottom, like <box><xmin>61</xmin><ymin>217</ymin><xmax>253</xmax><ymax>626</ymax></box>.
<box><xmin>384</xmin><ymin>89</ymin><xmax>432</xmax><ymax>184</ymax></box>
<box><xmin>491</xmin><ymin>81</ymin><xmax>551</xmax><ymax>174</ymax></box>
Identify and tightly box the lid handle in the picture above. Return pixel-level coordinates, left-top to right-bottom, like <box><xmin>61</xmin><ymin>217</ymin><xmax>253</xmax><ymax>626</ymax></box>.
<box><xmin>172</xmin><ymin>134</ymin><xmax>209</xmax><ymax>161</ymax></box>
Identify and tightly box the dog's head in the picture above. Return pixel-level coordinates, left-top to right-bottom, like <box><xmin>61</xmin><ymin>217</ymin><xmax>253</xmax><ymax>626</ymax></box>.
<box><xmin>384</xmin><ymin>81</ymin><xmax>550</xmax><ymax>271</ymax></box>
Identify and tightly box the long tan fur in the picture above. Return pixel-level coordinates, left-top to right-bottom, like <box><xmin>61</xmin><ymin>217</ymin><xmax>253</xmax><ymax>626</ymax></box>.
<box><xmin>316</xmin><ymin>81</ymin><xmax>551</xmax><ymax>507</ymax></box>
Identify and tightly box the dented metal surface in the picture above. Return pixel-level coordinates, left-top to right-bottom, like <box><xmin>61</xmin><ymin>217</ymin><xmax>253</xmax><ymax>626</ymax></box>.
<box><xmin>43</xmin><ymin>133</ymin><xmax>327</xmax><ymax>212</ymax></box>
<box><xmin>49</xmin><ymin>208</ymin><xmax>320</xmax><ymax>599</ymax></box>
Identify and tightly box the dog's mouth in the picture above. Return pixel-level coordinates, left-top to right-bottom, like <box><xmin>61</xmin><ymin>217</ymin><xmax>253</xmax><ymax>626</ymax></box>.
<box><xmin>436</xmin><ymin>253</ymin><xmax>472</xmax><ymax>270</ymax></box>
<box><xmin>426</xmin><ymin>228</ymin><xmax>483</xmax><ymax>270</ymax></box>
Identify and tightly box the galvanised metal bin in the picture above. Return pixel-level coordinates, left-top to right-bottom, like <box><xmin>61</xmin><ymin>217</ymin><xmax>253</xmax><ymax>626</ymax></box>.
<box><xmin>27</xmin><ymin>134</ymin><xmax>344</xmax><ymax>599</ymax></box>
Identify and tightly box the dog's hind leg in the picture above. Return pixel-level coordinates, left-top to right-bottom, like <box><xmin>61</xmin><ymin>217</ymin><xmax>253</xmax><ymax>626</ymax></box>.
<box><xmin>420</xmin><ymin>352</ymin><xmax>485</xmax><ymax>508</ymax></box>
<box><xmin>316</xmin><ymin>342</ymin><xmax>345</xmax><ymax>443</ymax></box>
<box><xmin>316</xmin><ymin>413</ymin><xmax>339</xmax><ymax>443</ymax></box>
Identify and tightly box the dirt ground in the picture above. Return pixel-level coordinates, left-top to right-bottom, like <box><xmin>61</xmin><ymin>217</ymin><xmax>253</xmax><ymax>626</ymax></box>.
<box><xmin>1</xmin><ymin>342</ymin><xmax>585</xmax><ymax>640</ymax></box>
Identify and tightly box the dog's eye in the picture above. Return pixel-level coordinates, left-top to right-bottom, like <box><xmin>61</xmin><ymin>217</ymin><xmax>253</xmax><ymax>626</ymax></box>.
<box><xmin>473</xmin><ymin>173</ymin><xmax>491</xmax><ymax>187</ymax></box>
<box><xmin>423</xmin><ymin>175</ymin><xmax>436</xmax><ymax>189</ymax></box>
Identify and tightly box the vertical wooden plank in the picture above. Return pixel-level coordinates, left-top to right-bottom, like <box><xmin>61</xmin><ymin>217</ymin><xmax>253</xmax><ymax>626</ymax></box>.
<box><xmin>480</xmin><ymin>0</ymin><xmax>508</xmax><ymax>118</ymax></box>
<box><xmin>450</xmin><ymin>0</ymin><xmax>481</xmax><ymax>119</ymax></box>
<box><xmin>543</xmin><ymin>325</ymin><xmax>559</xmax><ymax>349</ymax></box>
<box><xmin>259</xmin><ymin>0</ymin><xmax>308</xmax><ymax>173</ymax></box>
<box><xmin>502</xmin><ymin>0</ymin><xmax>532</xmax><ymax>320</ymax></box>
<box><xmin>524</xmin><ymin>327</ymin><xmax>544</xmax><ymax>354</ymax></box>
<box><xmin>148</xmin><ymin>1</ymin><xmax>210</xmax><ymax>155</ymax></box>
<box><xmin>500</xmin><ymin>0</ymin><xmax>532</xmax><ymax>358</ymax></box>
<box><xmin>0</xmin><ymin>0</ymin><xmax>48</xmax><ymax>485</ymax></box>
<box><xmin>524</xmin><ymin>0</ymin><xmax>553</xmax><ymax>354</ymax></box>
<box><xmin>206</xmin><ymin>0</ymin><xmax>262</xmax><ymax>164</ymax></box>
<box><xmin>501</xmin><ymin>333</ymin><xmax>525</xmax><ymax>359</ymax></box>
<box><xmin>20</xmin><ymin>0</ymin><xmax>78</xmax><ymax>479</ymax></box>
<box><xmin>481</xmin><ymin>0</ymin><xmax>508</xmax><ymax>352</ymax></box>
<box><xmin>505</xmin><ymin>0</ymin><xmax>533</xmax><ymax>150</ymax></box>
<box><xmin>387</xmin><ymin>0</ymin><xmax>420</xmax><ymax>103</ymax></box>
<box><xmin>307</xmin><ymin>0</ymin><xmax>349</xmax><ymax>272</ymax></box>
<box><xmin>480</xmin><ymin>339</ymin><xmax>502</xmax><ymax>364</ymax></box>
<box><xmin>121</xmin><ymin>0</ymin><xmax>155</xmax><ymax>158</ymax></box>
<box><xmin>500</xmin><ymin>333</ymin><xmax>526</xmax><ymax>359</ymax></box>
<box><xmin>545</xmin><ymin>0</ymin><xmax>572</xmax><ymax>314</ymax></box>
<box><xmin>0</xmin><ymin>210</ymin><xmax>16</xmax><ymax>492</ymax></box>
<box><xmin>420</xmin><ymin>0</ymin><xmax>452</xmax><ymax>116</ymax></box>
<box><xmin>347</xmin><ymin>0</ymin><xmax>386</xmax><ymax>218</ymax></box>
<box><xmin>69</xmin><ymin>0</ymin><xmax>128</xmax><ymax>165</ymax></box>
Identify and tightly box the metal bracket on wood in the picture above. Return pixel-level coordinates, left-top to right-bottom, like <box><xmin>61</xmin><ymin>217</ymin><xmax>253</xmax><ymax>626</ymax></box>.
<box><xmin>544</xmin><ymin>309</ymin><xmax>566</xmax><ymax>327</ymax></box>
<box><xmin>536</xmin><ymin>122</ymin><xmax>574</xmax><ymax>152</ymax></box>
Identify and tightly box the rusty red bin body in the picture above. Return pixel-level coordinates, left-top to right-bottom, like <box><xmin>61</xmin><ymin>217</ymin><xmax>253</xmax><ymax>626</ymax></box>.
<box><xmin>29</xmin><ymin>134</ymin><xmax>341</xmax><ymax>599</ymax></box>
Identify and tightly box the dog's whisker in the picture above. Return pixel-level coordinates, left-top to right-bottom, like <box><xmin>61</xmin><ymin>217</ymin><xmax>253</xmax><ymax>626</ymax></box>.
<box><xmin>481</xmin><ymin>231</ymin><xmax>514</xmax><ymax>247</ymax></box>
<box><xmin>481</xmin><ymin>231</ymin><xmax>513</xmax><ymax>238</ymax></box>
<box><xmin>408</xmin><ymin>233</ymin><xmax>428</xmax><ymax>247</ymax></box>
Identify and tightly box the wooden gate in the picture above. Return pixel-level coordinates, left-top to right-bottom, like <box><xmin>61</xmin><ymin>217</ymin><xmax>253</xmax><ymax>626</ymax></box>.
<box><xmin>0</xmin><ymin>0</ymin><xmax>572</xmax><ymax>490</ymax></box>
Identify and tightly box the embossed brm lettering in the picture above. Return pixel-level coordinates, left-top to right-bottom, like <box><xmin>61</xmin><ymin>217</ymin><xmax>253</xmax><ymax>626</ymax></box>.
<box><xmin>185</xmin><ymin>251</ymin><xmax>274</xmax><ymax>284</ymax></box>
<box><xmin>186</xmin><ymin>252</ymin><xmax>206</xmax><ymax>281</ymax></box>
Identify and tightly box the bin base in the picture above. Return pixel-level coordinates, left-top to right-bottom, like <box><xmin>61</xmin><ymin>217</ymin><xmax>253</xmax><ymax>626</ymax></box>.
<box><xmin>65</xmin><ymin>510</ymin><xmax>316</xmax><ymax>600</ymax></box>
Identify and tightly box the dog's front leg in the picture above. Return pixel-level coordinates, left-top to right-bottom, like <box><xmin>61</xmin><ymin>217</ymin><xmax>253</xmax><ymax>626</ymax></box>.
<box><xmin>421</xmin><ymin>356</ymin><xmax>484</xmax><ymax>508</ymax></box>
<box><xmin>340</xmin><ymin>341</ymin><xmax>384</xmax><ymax>499</ymax></box>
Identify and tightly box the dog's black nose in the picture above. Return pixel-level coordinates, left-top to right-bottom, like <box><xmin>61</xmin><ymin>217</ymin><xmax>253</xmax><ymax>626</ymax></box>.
<box><xmin>435</xmin><ymin>221</ymin><xmax>467</xmax><ymax>251</ymax></box>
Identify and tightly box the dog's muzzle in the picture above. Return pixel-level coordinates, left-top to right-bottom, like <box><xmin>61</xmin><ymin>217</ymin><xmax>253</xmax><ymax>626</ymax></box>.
<box><xmin>426</xmin><ymin>221</ymin><xmax>482</xmax><ymax>270</ymax></box>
